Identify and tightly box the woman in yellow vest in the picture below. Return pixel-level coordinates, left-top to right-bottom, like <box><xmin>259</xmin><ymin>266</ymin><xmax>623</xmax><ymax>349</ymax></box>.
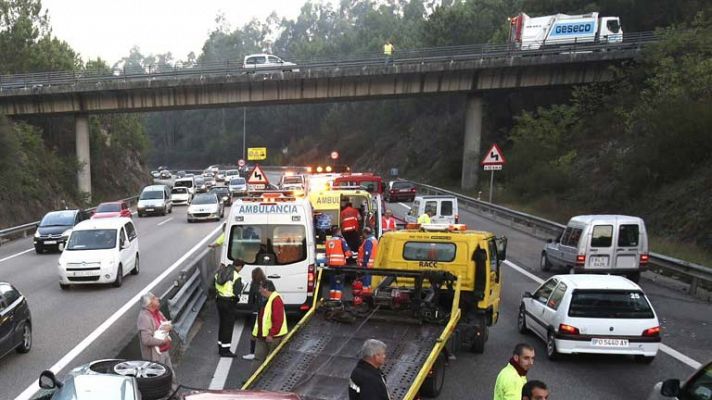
<box><xmin>214</xmin><ymin>260</ymin><xmax>244</xmax><ymax>357</ymax></box>
<box><xmin>251</xmin><ymin>279</ymin><xmax>288</xmax><ymax>371</ymax></box>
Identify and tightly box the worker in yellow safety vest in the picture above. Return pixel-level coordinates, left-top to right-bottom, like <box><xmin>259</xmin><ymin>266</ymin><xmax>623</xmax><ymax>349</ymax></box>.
<box><xmin>214</xmin><ymin>260</ymin><xmax>244</xmax><ymax>357</ymax></box>
<box><xmin>326</xmin><ymin>228</ymin><xmax>353</xmax><ymax>301</ymax></box>
<box><xmin>383</xmin><ymin>40</ymin><xmax>394</xmax><ymax>66</ymax></box>
<box><xmin>417</xmin><ymin>209</ymin><xmax>434</xmax><ymax>224</ymax></box>
<box><xmin>251</xmin><ymin>279</ymin><xmax>288</xmax><ymax>372</ymax></box>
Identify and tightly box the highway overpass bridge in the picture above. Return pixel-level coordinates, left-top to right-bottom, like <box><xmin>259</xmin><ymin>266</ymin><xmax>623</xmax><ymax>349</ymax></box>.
<box><xmin>0</xmin><ymin>33</ymin><xmax>655</xmax><ymax>197</ymax></box>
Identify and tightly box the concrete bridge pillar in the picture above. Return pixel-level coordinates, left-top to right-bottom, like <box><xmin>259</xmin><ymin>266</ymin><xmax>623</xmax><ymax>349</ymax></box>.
<box><xmin>461</xmin><ymin>95</ymin><xmax>482</xmax><ymax>190</ymax></box>
<box><xmin>75</xmin><ymin>114</ymin><xmax>91</xmax><ymax>199</ymax></box>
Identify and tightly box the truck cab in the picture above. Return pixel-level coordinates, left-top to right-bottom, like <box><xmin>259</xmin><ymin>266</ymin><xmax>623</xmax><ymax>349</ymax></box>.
<box><xmin>375</xmin><ymin>223</ymin><xmax>507</xmax><ymax>352</ymax></box>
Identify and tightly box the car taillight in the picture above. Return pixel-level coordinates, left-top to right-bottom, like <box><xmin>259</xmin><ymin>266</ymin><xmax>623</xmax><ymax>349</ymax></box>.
<box><xmin>576</xmin><ymin>255</ymin><xmax>586</xmax><ymax>265</ymax></box>
<box><xmin>642</xmin><ymin>326</ymin><xmax>660</xmax><ymax>337</ymax></box>
<box><xmin>307</xmin><ymin>264</ymin><xmax>315</xmax><ymax>293</ymax></box>
<box><xmin>640</xmin><ymin>254</ymin><xmax>649</xmax><ymax>265</ymax></box>
<box><xmin>559</xmin><ymin>323</ymin><xmax>580</xmax><ymax>335</ymax></box>
<box><xmin>300</xmin><ymin>304</ymin><xmax>310</xmax><ymax>311</ymax></box>
<box><xmin>410</xmin><ymin>188</ymin><xmax>416</xmax><ymax>192</ymax></box>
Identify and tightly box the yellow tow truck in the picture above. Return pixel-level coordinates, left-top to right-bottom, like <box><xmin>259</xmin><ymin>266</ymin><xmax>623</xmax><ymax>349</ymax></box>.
<box><xmin>242</xmin><ymin>223</ymin><xmax>507</xmax><ymax>399</ymax></box>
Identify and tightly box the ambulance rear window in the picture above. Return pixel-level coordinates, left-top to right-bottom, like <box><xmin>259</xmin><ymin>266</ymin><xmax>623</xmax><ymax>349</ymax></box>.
<box><xmin>403</xmin><ymin>242</ymin><xmax>456</xmax><ymax>262</ymax></box>
<box><xmin>228</xmin><ymin>225</ymin><xmax>307</xmax><ymax>266</ymax></box>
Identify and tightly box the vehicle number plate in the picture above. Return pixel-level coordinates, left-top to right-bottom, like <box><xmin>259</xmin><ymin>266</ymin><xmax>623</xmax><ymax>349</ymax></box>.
<box><xmin>69</xmin><ymin>270</ymin><xmax>96</xmax><ymax>277</ymax></box>
<box><xmin>44</xmin><ymin>240</ymin><xmax>57</xmax><ymax>245</ymax></box>
<box><xmin>591</xmin><ymin>256</ymin><xmax>608</xmax><ymax>268</ymax></box>
<box><xmin>591</xmin><ymin>338</ymin><xmax>628</xmax><ymax>347</ymax></box>
<box><xmin>146</xmin><ymin>208</ymin><xmax>154</xmax><ymax>212</ymax></box>
<box><xmin>239</xmin><ymin>294</ymin><xmax>249</xmax><ymax>303</ymax></box>
<box><xmin>399</xmin><ymin>189</ymin><xmax>409</xmax><ymax>192</ymax></box>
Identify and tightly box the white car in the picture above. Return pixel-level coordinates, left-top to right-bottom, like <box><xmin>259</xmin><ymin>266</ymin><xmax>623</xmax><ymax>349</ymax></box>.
<box><xmin>243</xmin><ymin>53</ymin><xmax>299</xmax><ymax>73</ymax></box>
<box><xmin>518</xmin><ymin>274</ymin><xmax>660</xmax><ymax>362</ymax></box>
<box><xmin>229</xmin><ymin>177</ymin><xmax>248</xmax><ymax>196</ymax></box>
<box><xmin>171</xmin><ymin>187</ymin><xmax>192</xmax><ymax>205</ymax></box>
<box><xmin>224</xmin><ymin>169</ymin><xmax>240</xmax><ymax>182</ymax></box>
<box><xmin>58</xmin><ymin>218</ymin><xmax>139</xmax><ymax>289</ymax></box>
<box><xmin>187</xmin><ymin>193</ymin><xmax>224</xmax><ymax>222</ymax></box>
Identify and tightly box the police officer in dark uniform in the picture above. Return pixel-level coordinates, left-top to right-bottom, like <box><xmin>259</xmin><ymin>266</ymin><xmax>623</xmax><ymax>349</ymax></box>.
<box><xmin>349</xmin><ymin>339</ymin><xmax>391</xmax><ymax>400</ymax></box>
<box><xmin>214</xmin><ymin>260</ymin><xmax>245</xmax><ymax>357</ymax></box>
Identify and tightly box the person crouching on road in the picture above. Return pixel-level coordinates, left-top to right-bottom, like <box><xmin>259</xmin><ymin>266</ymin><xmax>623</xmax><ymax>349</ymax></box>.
<box><xmin>349</xmin><ymin>339</ymin><xmax>391</xmax><ymax>400</ymax></box>
<box><xmin>214</xmin><ymin>260</ymin><xmax>245</xmax><ymax>357</ymax></box>
<box><xmin>137</xmin><ymin>292</ymin><xmax>174</xmax><ymax>370</ymax></box>
<box><xmin>357</xmin><ymin>227</ymin><xmax>378</xmax><ymax>294</ymax></box>
<box><xmin>494</xmin><ymin>343</ymin><xmax>536</xmax><ymax>400</ymax></box>
<box><xmin>326</xmin><ymin>227</ymin><xmax>352</xmax><ymax>301</ymax></box>
<box><xmin>252</xmin><ymin>279</ymin><xmax>288</xmax><ymax>372</ymax></box>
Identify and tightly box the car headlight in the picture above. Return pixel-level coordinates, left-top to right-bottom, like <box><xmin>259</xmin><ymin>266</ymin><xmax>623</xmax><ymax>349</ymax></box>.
<box><xmin>34</xmin><ymin>231</ymin><xmax>40</xmax><ymax>238</ymax></box>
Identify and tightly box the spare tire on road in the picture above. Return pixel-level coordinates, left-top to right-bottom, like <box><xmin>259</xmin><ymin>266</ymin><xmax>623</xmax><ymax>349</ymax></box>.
<box><xmin>89</xmin><ymin>359</ymin><xmax>172</xmax><ymax>400</ymax></box>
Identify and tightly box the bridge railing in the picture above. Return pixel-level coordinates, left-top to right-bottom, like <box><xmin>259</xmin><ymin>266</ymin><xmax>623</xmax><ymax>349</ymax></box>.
<box><xmin>0</xmin><ymin>195</ymin><xmax>139</xmax><ymax>244</ymax></box>
<box><xmin>0</xmin><ymin>31</ymin><xmax>659</xmax><ymax>92</ymax></box>
<box><xmin>411</xmin><ymin>181</ymin><xmax>712</xmax><ymax>298</ymax></box>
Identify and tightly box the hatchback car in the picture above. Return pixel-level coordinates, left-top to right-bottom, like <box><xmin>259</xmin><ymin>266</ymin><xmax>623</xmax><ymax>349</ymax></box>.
<box><xmin>58</xmin><ymin>218</ymin><xmax>139</xmax><ymax>289</ymax></box>
<box><xmin>243</xmin><ymin>53</ymin><xmax>299</xmax><ymax>73</ymax></box>
<box><xmin>0</xmin><ymin>282</ymin><xmax>32</xmax><ymax>360</ymax></box>
<box><xmin>92</xmin><ymin>201</ymin><xmax>132</xmax><ymax>219</ymax></box>
<box><xmin>385</xmin><ymin>180</ymin><xmax>416</xmax><ymax>202</ymax></box>
<box><xmin>187</xmin><ymin>193</ymin><xmax>224</xmax><ymax>222</ymax></box>
<box><xmin>209</xmin><ymin>186</ymin><xmax>232</xmax><ymax>206</ymax></box>
<box><xmin>229</xmin><ymin>177</ymin><xmax>248</xmax><ymax>197</ymax></box>
<box><xmin>159</xmin><ymin>170</ymin><xmax>172</xmax><ymax>179</ymax></box>
<box><xmin>518</xmin><ymin>274</ymin><xmax>660</xmax><ymax>362</ymax></box>
<box><xmin>171</xmin><ymin>187</ymin><xmax>192</xmax><ymax>205</ymax></box>
<box><xmin>194</xmin><ymin>176</ymin><xmax>207</xmax><ymax>193</ymax></box>
<box><xmin>34</xmin><ymin>209</ymin><xmax>91</xmax><ymax>253</ymax></box>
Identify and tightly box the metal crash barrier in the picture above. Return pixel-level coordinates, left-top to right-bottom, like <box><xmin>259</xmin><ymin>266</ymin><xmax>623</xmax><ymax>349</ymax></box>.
<box><xmin>412</xmin><ymin>181</ymin><xmax>712</xmax><ymax>298</ymax></box>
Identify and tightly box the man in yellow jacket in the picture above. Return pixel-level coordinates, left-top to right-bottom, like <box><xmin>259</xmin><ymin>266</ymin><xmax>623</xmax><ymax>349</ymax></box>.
<box><xmin>493</xmin><ymin>343</ymin><xmax>535</xmax><ymax>400</ymax></box>
<box><xmin>417</xmin><ymin>209</ymin><xmax>434</xmax><ymax>224</ymax></box>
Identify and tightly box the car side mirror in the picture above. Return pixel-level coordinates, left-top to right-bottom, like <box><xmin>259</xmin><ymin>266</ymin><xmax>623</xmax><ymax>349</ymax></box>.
<box><xmin>523</xmin><ymin>291</ymin><xmax>533</xmax><ymax>299</ymax></box>
<box><xmin>660</xmin><ymin>379</ymin><xmax>680</xmax><ymax>397</ymax></box>
<box><xmin>39</xmin><ymin>370</ymin><xmax>62</xmax><ymax>389</ymax></box>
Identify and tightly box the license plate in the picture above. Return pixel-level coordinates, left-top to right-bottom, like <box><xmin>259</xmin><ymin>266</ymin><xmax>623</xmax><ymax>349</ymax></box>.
<box><xmin>239</xmin><ymin>294</ymin><xmax>249</xmax><ymax>303</ymax></box>
<box><xmin>44</xmin><ymin>240</ymin><xmax>57</xmax><ymax>245</ymax></box>
<box><xmin>146</xmin><ymin>208</ymin><xmax>154</xmax><ymax>212</ymax></box>
<box><xmin>591</xmin><ymin>256</ymin><xmax>608</xmax><ymax>268</ymax></box>
<box><xmin>399</xmin><ymin>189</ymin><xmax>409</xmax><ymax>192</ymax></box>
<box><xmin>591</xmin><ymin>338</ymin><xmax>628</xmax><ymax>347</ymax></box>
<box><xmin>69</xmin><ymin>270</ymin><xmax>96</xmax><ymax>277</ymax></box>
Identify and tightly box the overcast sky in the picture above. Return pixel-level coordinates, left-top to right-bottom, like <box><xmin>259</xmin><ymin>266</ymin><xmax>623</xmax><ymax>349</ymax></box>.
<box><xmin>41</xmin><ymin>0</ymin><xmax>315</xmax><ymax>65</ymax></box>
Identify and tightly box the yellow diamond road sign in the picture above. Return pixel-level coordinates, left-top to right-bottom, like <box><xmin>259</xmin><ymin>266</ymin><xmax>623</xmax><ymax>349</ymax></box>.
<box><xmin>248</xmin><ymin>147</ymin><xmax>267</xmax><ymax>161</ymax></box>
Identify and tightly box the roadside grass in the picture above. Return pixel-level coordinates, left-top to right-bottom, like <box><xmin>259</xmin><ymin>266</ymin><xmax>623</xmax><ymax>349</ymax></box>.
<box><xmin>421</xmin><ymin>182</ymin><xmax>712</xmax><ymax>268</ymax></box>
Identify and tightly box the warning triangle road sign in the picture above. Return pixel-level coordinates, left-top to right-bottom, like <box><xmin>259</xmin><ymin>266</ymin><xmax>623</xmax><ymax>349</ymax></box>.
<box><xmin>480</xmin><ymin>144</ymin><xmax>507</xmax><ymax>166</ymax></box>
<box><xmin>247</xmin><ymin>164</ymin><xmax>270</xmax><ymax>185</ymax></box>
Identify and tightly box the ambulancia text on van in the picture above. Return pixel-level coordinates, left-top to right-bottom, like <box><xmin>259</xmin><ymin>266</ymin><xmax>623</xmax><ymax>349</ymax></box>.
<box><xmin>221</xmin><ymin>192</ymin><xmax>316</xmax><ymax>315</ymax></box>
<box><xmin>541</xmin><ymin>215</ymin><xmax>649</xmax><ymax>282</ymax></box>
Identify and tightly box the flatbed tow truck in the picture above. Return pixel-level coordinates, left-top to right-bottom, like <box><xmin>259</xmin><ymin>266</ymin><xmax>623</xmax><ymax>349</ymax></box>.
<box><xmin>242</xmin><ymin>267</ymin><xmax>462</xmax><ymax>399</ymax></box>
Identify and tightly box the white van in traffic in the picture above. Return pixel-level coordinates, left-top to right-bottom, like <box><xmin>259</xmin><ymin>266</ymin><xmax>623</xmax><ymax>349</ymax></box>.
<box><xmin>58</xmin><ymin>217</ymin><xmax>139</xmax><ymax>289</ymax></box>
<box><xmin>174</xmin><ymin>177</ymin><xmax>195</xmax><ymax>195</ymax></box>
<box><xmin>405</xmin><ymin>195</ymin><xmax>459</xmax><ymax>224</ymax></box>
<box><xmin>137</xmin><ymin>185</ymin><xmax>173</xmax><ymax>217</ymax></box>
<box><xmin>541</xmin><ymin>215</ymin><xmax>649</xmax><ymax>282</ymax></box>
<box><xmin>221</xmin><ymin>193</ymin><xmax>316</xmax><ymax>315</ymax></box>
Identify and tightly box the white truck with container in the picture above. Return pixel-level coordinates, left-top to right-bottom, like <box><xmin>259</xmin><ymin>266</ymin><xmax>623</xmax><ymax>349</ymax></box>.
<box><xmin>509</xmin><ymin>12</ymin><xmax>623</xmax><ymax>50</ymax></box>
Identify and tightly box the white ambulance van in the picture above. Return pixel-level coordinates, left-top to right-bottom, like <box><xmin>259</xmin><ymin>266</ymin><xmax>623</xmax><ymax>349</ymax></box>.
<box><xmin>221</xmin><ymin>192</ymin><xmax>316</xmax><ymax>315</ymax></box>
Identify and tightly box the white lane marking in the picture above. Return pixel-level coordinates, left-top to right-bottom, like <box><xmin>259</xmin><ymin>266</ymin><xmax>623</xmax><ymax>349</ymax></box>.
<box><xmin>397</xmin><ymin>202</ymin><xmax>411</xmax><ymax>209</ymax></box>
<box><xmin>157</xmin><ymin>217</ymin><xmax>174</xmax><ymax>226</ymax></box>
<box><xmin>0</xmin><ymin>248</ymin><xmax>34</xmax><ymax>264</ymax></box>
<box><xmin>209</xmin><ymin>319</ymin><xmax>246</xmax><ymax>389</ymax></box>
<box><xmin>503</xmin><ymin>260</ymin><xmax>702</xmax><ymax>370</ymax></box>
<box><xmin>15</xmin><ymin>225</ymin><xmax>223</xmax><ymax>400</ymax></box>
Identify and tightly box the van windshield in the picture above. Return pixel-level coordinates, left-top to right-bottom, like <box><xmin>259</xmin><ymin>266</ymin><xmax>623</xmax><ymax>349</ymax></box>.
<box><xmin>568</xmin><ymin>290</ymin><xmax>654</xmax><ymax>319</ymax></box>
<box><xmin>175</xmin><ymin>180</ymin><xmax>193</xmax><ymax>188</ymax></box>
<box><xmin>67</xmin><ymin>229</ymin><xmax>117</xmax><ymax>250</ymax></box>
<box><xmin>228</xmin><ymin>225</ymin><xmax>307</xmax><ymax>266</ymax></box>
<box><xmin>140</xmin><ymin>190</ymin><xmax>163</xmax><ymax>200</ymax></box>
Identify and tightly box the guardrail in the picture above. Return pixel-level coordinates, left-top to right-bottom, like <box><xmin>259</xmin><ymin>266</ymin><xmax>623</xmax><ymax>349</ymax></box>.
<box><xmin>159</xmin><ymin>245</ymin><xmax>219</xmax><ymax>343</ymax></box>
<box><xmin>0</xmin><ymin>195</ymin><xmax>139</xmax><ymax>244</ymax></box>
<box><xmin>0</xmin><ymin>31</ymin><xmax>658</xmax><ymax>92</ymax></box>
<box><xmin>411</xmin><ymin>181</ymin><xmax>712</xmax><ymax>298</ymax></box>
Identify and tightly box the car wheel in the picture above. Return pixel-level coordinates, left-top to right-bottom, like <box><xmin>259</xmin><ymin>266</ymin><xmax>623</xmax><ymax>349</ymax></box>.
<box><xmin>540</xmin><ymin>253</ymin><xmax>551</xmax><ymax>272</ymax></box>
<box><xmin>517</xmin><ymin>305</ymin><xmax>528</xmax><ymax>334</ymax></box>
<box><xmin>138</xmin><ymin>213</ymin><xmax>144</xmax><ymax>218</ymax></box>
<box><xmin>59</xmin><ymin>282</ymin><xmax>70</xmax><ymax>290</ymax></box>
<box><xmin>471</xmin><ymin>315</ymin><xmax>488</xmax><ymax>353</ymax></box>
<box><xmin>131</xmin><ymin>255</ymin><xmax>140</xmax><ymax>275</ymax></box>
<box><xmin>168</xmin><ymin>205</ymin><xmax>172</xmax><ymax>214</ymax></box>
<box><xmin>546</xmin><ymin>331</ymin><xmax>559</xmax><ymax>360</ymax></box>
<box><xmin>16</xmin><ymin>322</ymin><xmax>32</xmax><ymax>353</ymax></box>
<box><xmin>90</xmin><ymin>359</ymin><xmax>173</xmax><ymax>400</ymax></box>
<box><xmin>113</xmin><ymin>265</ymin><xmax>123</xmax><ymax>287</ymax></box>
<box><xmin>420</xmin><ymin>352</ymin><xmax>446</xmax><ymax>397</ymax></box>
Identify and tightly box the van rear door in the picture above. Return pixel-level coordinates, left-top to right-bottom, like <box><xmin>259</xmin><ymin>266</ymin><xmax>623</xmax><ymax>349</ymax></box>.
<box><xmin>587</xmin><ymin>224</ymin><xmax>614</xmax><ymax>270</ymax></box>
<box><xmin>265</xmin><ymin>219</ymin><xmax>308</xmax><ymax>306</ymax></box>
<box><xmin>613</xmin><ymin>223</ymin><xmax>642</xmax><ymax>270</ymax></box>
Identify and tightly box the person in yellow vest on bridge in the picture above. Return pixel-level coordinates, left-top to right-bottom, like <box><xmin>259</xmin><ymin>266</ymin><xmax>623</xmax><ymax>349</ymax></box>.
<box><xmin>383</xmin><ymin>39</ymin><xmax>394</xmax><ymax>66</ymax></box>
<box><xmin>252</xmin><ymin>279</ymin><xmax>288</xmax><ymax>372</ymax></box>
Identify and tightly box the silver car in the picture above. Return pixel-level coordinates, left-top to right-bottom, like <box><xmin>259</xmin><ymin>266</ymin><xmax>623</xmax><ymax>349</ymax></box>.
<box><xmin>187</xmin><ymin>193</ymin><xmax>224</xmax><ymax>222</ymax></box>
<box><xmin>228</xmin><ymin>177</ymin><xmax>248</xmax><ymax>197</ymax></box>
<box><xmin>36</xmin><ymin>359</ymin><xmax>172</xmax><ymax>400</ymax></box>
